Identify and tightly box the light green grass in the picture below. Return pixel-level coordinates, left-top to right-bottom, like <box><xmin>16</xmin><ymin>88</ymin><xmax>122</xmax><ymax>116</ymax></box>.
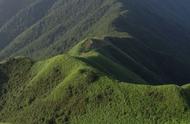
<box><xmin>0</xmin><ymin>54</ymin><xmax>190</xmax><ymax>124</ymax></box>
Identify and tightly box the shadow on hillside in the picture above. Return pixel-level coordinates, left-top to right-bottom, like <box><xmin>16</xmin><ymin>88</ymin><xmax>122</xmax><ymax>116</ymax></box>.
<box><xmin>75</xmin><ymin>36</ymin><xmax>190</xmax><ymax>85</ymax></box>
<box><xmin>113</xmin><ymin>0</ymin><xmax>190</xmax><ymax>63</ymax></box>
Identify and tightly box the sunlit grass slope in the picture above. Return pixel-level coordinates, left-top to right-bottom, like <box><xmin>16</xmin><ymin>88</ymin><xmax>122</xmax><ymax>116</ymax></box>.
<box><xmin>0</xmin><ymin>53</ymin><xmax>190</xmax><ymax>124</ymax></box>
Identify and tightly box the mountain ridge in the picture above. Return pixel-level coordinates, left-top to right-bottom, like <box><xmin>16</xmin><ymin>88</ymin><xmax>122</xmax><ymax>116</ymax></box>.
<box><xmin>0</xmin><ymin>54</ymin><xmax>190</xmax><ymax>123</ymax></box>
<box><xmin>1</xmin><ymin>0</ymin><xmax>190</xmax><ymax>123</ymax></box>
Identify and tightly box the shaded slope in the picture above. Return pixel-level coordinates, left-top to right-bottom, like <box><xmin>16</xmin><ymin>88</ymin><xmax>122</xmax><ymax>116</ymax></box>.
<box><xmin>0</xmin><ymin>55</ymin><xmax>190</xmax><ymax>124</ymax></box>
<box><xmin>0</xmin><ymin>0</ymin><xmax>36</xmax><ymax>27</ymax></box>
<box><xmin>0</xmin><ymin>0</ymin><xmax>57</xmax><ymax>50</ymax></box>
<box><xmin>1</xmin><ymin>0</ymin><xmax>190</xmax><ymax>61</ymax></box>
<box><xmin>114</xmin><ymin>0</ymin><xmax>190</xmax><ymax>63</ymax></box>
<box><xmin>0</xmin><ymin>0</ymin><xmax>122</xmax><ymax>59</ymax></box>
<box><xmin>69</xmin><ymin>37</ymin><xmax>190</xmax><ymax>84</ymax></box>
<box><xmin>0</xmin><ymin>0</ymin><xmax>190</xmax><ymax>84</ymax></box>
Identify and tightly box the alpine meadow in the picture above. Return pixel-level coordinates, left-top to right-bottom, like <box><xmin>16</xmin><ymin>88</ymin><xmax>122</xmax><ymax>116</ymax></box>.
<box><xmin>1</xmin><ymin>0</ymin><xmax>190</xmax><ymax>124</ymax></box>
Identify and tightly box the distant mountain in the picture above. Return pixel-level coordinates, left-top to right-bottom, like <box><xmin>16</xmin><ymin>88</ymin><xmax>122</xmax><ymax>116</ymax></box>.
<box><xmin>0</xmin><ymin>0</ymin><xmax>120</xmax><ymax>59</ymax></box>
<box><xmin>0</xmin><ymin>0</ymin><xmax>190</xmax><ymax>61</ymax></box>
<box><xmin>1</xmin><ymin>0</ymin><xmax>190</xmax><ymax>123</ymax></box>
<box><xmin>0</xmin><ymin>0</ymin><xmax>36</xmax><ymax>27</ymax></box>
<box><xmin>0</xmin><ymin>0</ymin><xmax>190</xmax><ymax>82</ymax></box>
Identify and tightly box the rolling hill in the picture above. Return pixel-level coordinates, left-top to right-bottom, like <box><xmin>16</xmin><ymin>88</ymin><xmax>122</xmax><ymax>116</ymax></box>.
<box><xmin>0</xmin><ymin>55</ymin><xmax>190</xmax><ymax>124</ymax></box>
<box><xmin>1</xmin><ymin>0</ymin><xmax>190</xmax><ymax>123</ymax></box>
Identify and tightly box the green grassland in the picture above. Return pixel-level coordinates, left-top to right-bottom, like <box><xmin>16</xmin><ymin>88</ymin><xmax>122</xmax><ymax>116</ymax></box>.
<box><xmin>0</xmin><ymin>44</ymin><xmax>190</xmax><ymax>123</ymax></box>
<box><xmin>1</xmin><ymin>0</ymin><xmax>190</xmax><ymax>123</ymax></box>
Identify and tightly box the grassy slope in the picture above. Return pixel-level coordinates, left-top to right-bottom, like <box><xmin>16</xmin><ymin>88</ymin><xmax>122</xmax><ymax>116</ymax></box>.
<box><xmin>1</xmin><ymin>0</ymin><xmax>190</xmax><ymax>62</ymax></box>
<box><xmin>0</xmin><ymin>0</ymin><xmax>190</xmax><ymax>83</ymax></box>
<box><xmin>0</xmin><ymin>54</ymin><xmax>190</xmax><ymax>124</ymax></box>
<box><xmin>1</xmin><ymin>0</ymin><xmax>190</xmax><ymax>123</ymax></box>
<box><xmin>0</xmin><ymin>0</ymin><xmax>57</xmax><ymax>50</ymax></box>
<box><xmin>69</xmin><ymin>37</ymin><xmax>190</xmax><ymax>84</ymax></box>
<box><xmin>0</xmin><ymin>0</ymin><xmax>122</xmax><ymax>59</ymax></box>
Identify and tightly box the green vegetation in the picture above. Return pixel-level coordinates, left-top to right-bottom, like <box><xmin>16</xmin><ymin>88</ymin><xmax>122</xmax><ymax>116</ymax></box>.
<box><xmin>0</xmin><ymin>54</ymin><xmax>190</xmax><ymax>124</ymax></box>
<box><xmin>0</xmin><ymin>0</ymin><xmax>190</xmax><ymax>83</ymax></box>
<box><xmin>0</xmin><ymin>0</ymin><xmax>122</xmax><ymax>59</ymax></box>
<box><xmin>69</xmin><ymin>37</ymin><xmax>190</xmax><ymax>84</ymax></box>
<box><xmin>0</xmin><ymin>0</ymin><xmax>190</xmax><ymax>62</ymax></box>
<box><xmin>1</xmin><ymin>0</ymin><xmax>190</xmax><ymax>123</ymax></box>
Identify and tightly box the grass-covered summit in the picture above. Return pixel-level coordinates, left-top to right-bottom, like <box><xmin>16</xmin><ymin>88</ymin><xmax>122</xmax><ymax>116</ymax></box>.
<box><xmin>0</xmin><ymin>53</ymin><xmax>190</xmax><ymax>124</ymax></box>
